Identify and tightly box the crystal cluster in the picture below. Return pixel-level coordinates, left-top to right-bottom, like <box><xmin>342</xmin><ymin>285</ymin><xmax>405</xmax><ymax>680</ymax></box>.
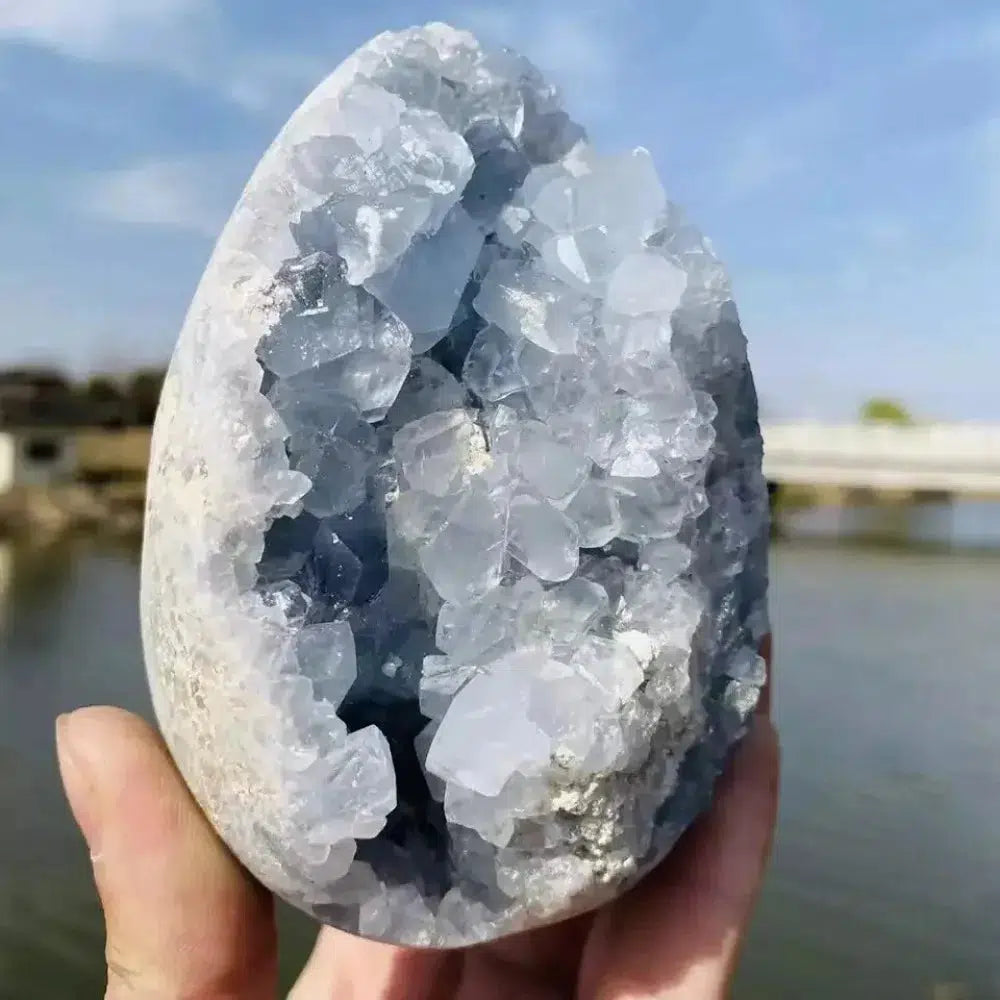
<box><xmin>141</xmin><ymin>23</ymin><xmax>770</xmax><ymax>947</ymax></box>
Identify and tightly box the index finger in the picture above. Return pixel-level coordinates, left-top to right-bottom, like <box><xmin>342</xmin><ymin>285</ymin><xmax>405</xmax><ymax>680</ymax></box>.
<box><xmin>56</xmin><ymin>707</ymin><xmax>278</xmax><ymax>1000</ymax></box>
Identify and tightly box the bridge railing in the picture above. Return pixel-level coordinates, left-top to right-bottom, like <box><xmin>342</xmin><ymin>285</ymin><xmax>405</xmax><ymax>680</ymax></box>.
<box><xmin>761</xmin><ymin>423</ymin><xmax>1000</xmax><ymax>467</ymax></box>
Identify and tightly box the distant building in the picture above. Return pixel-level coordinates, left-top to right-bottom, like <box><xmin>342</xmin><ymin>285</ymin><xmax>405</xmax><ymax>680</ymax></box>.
<box><xmin>0</xmin><ymin>368</ymin><xmax>85</xmax><ymax>425</ymax></box>
<box><xmin>0</xmin><ymin>368</ymin><xmax>85</xmax><ymax>494</ymax></box>
<box><xmin>0</xmin><ymin>426</ymin><xmax>79</xmax><ymax>493</ymax></box>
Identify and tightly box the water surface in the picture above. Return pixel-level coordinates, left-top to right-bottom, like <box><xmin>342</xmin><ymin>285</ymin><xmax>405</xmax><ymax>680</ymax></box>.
<box><xmin>0</xmin><ymin>534</ymin><xmax>997</xmax><ymax>998</ymax></box>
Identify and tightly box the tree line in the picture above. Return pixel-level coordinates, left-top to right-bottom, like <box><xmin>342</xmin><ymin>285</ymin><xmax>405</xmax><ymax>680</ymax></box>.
<box><xmin>79</xmin><ymin>370</ymin><xmax>166</xmax><ymax>427</ymax></box>
<box><xmin>0</xmin><ymin>366</ymin><xmax>167</xmax><ymax>429</ymax></box>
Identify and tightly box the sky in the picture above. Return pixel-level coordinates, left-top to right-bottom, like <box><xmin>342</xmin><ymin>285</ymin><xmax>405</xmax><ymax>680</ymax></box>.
<box><xmin>0</xmin><ymin>0</ymin><xmax>997</xmax><ymax>421</ymax></box>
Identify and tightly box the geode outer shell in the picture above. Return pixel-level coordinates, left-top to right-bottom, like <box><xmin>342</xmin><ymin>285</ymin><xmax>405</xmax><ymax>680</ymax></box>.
<box><xmin>141</xmin><ymin>23</ymin><xmax>770</xmax><ymax>947</ymax></box>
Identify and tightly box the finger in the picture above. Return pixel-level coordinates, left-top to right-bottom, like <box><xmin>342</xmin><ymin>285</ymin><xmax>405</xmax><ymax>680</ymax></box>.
<box><xmin>577</xmin><ymin>714</ymin><xmax>780</xmax><ymax>1000</ymax></box>
<box><xmin>475</xmin><ymin>914</ymin><xmax>590</xmax><ymax>993</ymax></box>
<box><xmin>289</xmin><ymin>916</ymin><xmax>585</xmax><ymax>1000</ymax></box>
<box><xmin>289</xmin><ymin>924</ymin><xmax>451</xmax><ymax>1000</ymax></box>
<box><xmin>56</xmin><ymin>707</ymin><xmax>277</xmax><ymax>1000</ymax></box>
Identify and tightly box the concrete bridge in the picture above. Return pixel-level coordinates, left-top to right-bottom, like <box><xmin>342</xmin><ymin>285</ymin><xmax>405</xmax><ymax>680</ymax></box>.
<box><xmin>761</xmin><ymin>423</ymin><xmax>1000</xmax><ymax>498</ymax></box>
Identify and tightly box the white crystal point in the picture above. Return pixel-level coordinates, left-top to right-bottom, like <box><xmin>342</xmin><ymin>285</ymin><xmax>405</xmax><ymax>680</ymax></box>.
<box><xmin>418</xmin><ymin>484</ymin><xmax>506</xmax><ymax>603</ymax></box>
<box><xmin>507</xmin><ymin>494</ymin><xmax>581</xmax><ymax>581</ymax></box>
<box><xmin>393</xmin><ymin>409</ymin><xmax>486</xmax><ymax>497</ymax></box>
<box><xmin>365</xmin><ymin>205</ymin><xmax>486</xmax><ymax>348</ymax></box>
<box><xmin>426</xmin><ymin>651</ymin><xmax>553</xmax><ymax>797</ymax></box>
<box><xmin>565</xmin><ymin>480</ymin><xmax>622</xmax><ymax>547</ymax></box>
<box><xmin>515</xmin><ymin>422</ymin><xmax>590</xmax><ymax>502</ymax></box>
<box><xmin>295</xmin><ymin>620</ymin><xmax>357</xmax><ymax>707</ymax></box>
<box><xmin>607</xmin><ymin>253</ymin><xmax>688</xmax><ymax>317</ymax></box>
<box><xmin>297</xmin><ymin>103</ymin><xmax>475</xmax><ymax>285</ymax></box>
<box><xmin>462</xmin><ymin>324</ymin><xmax>528</xmax><ymax>401</ymax></box>
<box><xmin>142</xmin><ymin>21</ymin><xmax>769</xmax><ymax>951</ymax></box>
<box><xmin>474</xmin><ymin>259</ymin><xmax>580</xmax><ymax>354</ymax></box>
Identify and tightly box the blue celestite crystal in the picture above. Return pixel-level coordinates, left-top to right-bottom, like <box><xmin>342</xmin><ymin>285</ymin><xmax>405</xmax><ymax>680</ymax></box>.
<box><xmin>141</xmin><ymin>22</ymin><xmax>770</xmax><ymax>947</ymax></box>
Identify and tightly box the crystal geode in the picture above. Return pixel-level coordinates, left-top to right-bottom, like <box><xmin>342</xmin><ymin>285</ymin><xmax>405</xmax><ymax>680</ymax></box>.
<box><xmin>141</xmin><ymin>23</ymin><xmax>770</xmax><ymax>947</ymax></box>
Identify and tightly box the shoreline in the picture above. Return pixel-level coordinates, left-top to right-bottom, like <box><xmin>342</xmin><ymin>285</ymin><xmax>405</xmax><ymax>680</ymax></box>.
<box><xmin>0</xmin><ymin>428</ymin><xmax>150</xmax><ymax>540</ymax></box>
<box><xmin>0</xmin><ymin>482</ymin><xmax>145</xmax><ymax>539</ymax></box>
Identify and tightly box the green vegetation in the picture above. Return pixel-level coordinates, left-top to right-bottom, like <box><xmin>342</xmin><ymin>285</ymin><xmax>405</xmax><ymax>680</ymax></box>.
<box><xmin>79</xmin><ymin>369</ymin><xmax>165</xmax><ymax>427</ymax></box>
<box><xmin>0</xmin><ymin>365</ymin><xmax>166</xmax><ymax>429</ymax></box>
<box><xmin>859</xmin><ymin>397</ymin><xmax>914</xmax><ymax>426</ymax></box>
<box><xmin>126</xmin><ymin>370</ymin><xmax>166</xmax><ymax>427</ymax></box>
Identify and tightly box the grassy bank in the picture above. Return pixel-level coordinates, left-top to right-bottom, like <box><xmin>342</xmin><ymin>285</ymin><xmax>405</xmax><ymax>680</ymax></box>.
<box><xmin>0</xmin><ymin>429</ymin><xmax>150</xmax><ymax>539</ymax></box>
<box><xmin>77</xmin><ymin>428</ymin><xmax>151</xmax><ymax>483</ymax></box>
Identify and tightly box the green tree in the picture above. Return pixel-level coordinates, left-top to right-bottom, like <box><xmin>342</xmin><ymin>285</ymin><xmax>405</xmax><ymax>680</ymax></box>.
<box><xmin>859</xmin><ymin>397</ymin><xmax>913</xmax><ymax>426</ymax></box>
<box><xmin>83</xmin><ymin>375</ymin><xmax>122</xmax><ymax>404</ymax></box>
<box><xmin>79</xmin><ymin>374</ymin><xmax>126</xmax><ymax>427</ymax></box>
<box><xmin>127</xmin><ymin>369</ymin><xmax>166</xmax><ymax>426</ymax></box>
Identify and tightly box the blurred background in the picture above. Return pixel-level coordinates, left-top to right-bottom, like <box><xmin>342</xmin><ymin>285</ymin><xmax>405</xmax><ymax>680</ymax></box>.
<box><xmin>1</xmin><ymin>1</ymin><xmax>998</xmax><ymax>997</ymax></box>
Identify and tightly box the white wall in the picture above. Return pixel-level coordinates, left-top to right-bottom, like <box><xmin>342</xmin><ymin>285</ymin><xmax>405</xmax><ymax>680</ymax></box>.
<box><xmin>0</xmin><ymin>433</ymin><xmax>14</xmax><ymax>495</ymax></box>
<box><xmin>761</xmin><ymin>422</ymin><xmax>1000</xmax><ymax>493</ymax></box>
<box><xmin>0</xmin><ymin>430</ymin><xmax>78</xmax><ymax>492</ymax></box>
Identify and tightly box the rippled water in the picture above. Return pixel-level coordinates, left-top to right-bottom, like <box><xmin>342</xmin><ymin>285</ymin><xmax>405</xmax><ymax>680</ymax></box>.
<box><xmin>1</xmin><ymin>524</ymin><xmax>998</xmax><ymax>998</ymax></box>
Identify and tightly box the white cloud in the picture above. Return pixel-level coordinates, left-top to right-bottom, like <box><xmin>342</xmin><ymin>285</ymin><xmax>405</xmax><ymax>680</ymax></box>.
<box><xmin>0</xmin><ymin>0</ymin><xmax>317</xmax><ymax>115</ymax></box>
<box><xmin>527</xmin><ymin>14</ymin><xmax>614</xmax><ymax>88</ymax></box>
<box><xmin>857</xmin><ymin>216</ymin><xmax>913</xmax><ymax>253</ymax></box>
<box><xmin>78</xmin><ymin>157</ymin><xmax>244</xmax><ymax>236</ymax></box>
<box><xmin>750</xmin><ymin>0</ymin><xmax>821</xmax><ymax>68</ymax></box>
<box><xmin>0</xmin><ymin>0</ymin><xmax>207</xmax><ymax>60</ymax></box>
<box><xmin>0</xmin><ymin>1</ymin><xmax>633</xmax><ymax>119</ymax></box>
<box><xmin>460</xmin><ymin>1</ymin><xmax>632</xmax><ymax>113</ymax></box>
<box><xmin>713</xmin><ymin>6</ymin><xmax>1000</xmax><ymax>203</ymax></box>
<box><xmin>223</xmin><ymin>51</ymin><xmax>326</xmax><ymax>114</ymax></box>
<box><xmin>911</xmin><ymin>13</ymin><xmax>1000</xmax><ymax>67</ymax></box>
<box><xmin>713</xmin><ymin>84</ymin><xmax>839</xmax><ymax>200</ymax></box>
<box><xmin>723</xmin><ymin>131</ymin><xmax>801</xmax><ymax>197</ymax></box>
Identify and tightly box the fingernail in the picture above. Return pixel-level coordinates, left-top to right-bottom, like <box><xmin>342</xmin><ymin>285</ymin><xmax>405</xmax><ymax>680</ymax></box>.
<box><xmin>56</xmin><ymin>713</ymin><xmax>103</xmax><ymax>856</ymax></box>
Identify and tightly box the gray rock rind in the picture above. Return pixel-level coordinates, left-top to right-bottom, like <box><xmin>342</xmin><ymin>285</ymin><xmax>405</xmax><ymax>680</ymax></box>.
<box><xmin>141</xmin><ymin>22</ymin><xmax>770</xmax><ymax>947</ymax></box>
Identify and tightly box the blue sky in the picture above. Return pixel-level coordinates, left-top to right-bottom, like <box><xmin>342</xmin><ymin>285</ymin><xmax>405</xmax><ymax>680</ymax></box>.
<box><xmin>0</xmin><ymin>0</ymin><xmax>997</xmax><ymax>420</ymax></box>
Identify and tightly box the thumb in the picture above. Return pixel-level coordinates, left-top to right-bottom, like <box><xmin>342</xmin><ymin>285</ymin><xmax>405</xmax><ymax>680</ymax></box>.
<box><xmin>56</xmin><ymin>707</ymin><xmax>277</xmax><ymax>1000</ymax></box>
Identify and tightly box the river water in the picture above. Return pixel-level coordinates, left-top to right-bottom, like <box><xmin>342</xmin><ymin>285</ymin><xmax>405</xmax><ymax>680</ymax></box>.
<box><xmin>1</xmin><ymin>508</ymin><xmax>998</xmax><ymax>998</ymax></box>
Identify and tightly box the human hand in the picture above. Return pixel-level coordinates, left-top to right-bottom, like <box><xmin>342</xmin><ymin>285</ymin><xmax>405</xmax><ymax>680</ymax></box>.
<box><xmin>55</xmin><ymin>638</ymin><xmax>778</xmax><ymax>999</ymax></box>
